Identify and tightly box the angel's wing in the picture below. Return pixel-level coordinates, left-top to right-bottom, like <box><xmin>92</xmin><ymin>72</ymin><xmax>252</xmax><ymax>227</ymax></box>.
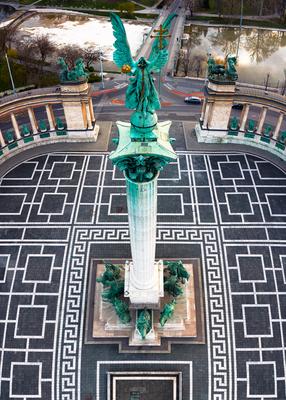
<box><xmin>148</xmin><ymin>13</ymin><xmax>177</xmax><ymax>64</ymax></box>
<box><xmin>148</xmin><ymin>49</ymin><xmax>169</xmax><ymax>72</ymax></box>
<box><xmin>110</xmin><ymin>13</ymin><xmax>134</xmax><ymax>69</ymax></box>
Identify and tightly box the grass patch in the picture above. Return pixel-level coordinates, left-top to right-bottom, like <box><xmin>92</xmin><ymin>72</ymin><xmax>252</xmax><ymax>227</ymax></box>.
<box><xmin>136</xmin><ymin>0</ymin><xmax>157</xmax><ymax>6</ymax></box>
<box><xmin>39</xmin><ymin>0</ymin><xmax>143</xmax><ymax>10</ymax></box>
<box><xmin>19</xmin><ymin>0</ymin><xmax>38</xmax><ymax>4</ymax></box>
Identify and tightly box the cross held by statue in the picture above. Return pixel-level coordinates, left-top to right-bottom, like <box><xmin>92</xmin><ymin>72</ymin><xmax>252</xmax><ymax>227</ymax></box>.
<box><xmin>151</xmin><ymin>24</ymin><xmax>171</xmax><ymax>49</ymax></box>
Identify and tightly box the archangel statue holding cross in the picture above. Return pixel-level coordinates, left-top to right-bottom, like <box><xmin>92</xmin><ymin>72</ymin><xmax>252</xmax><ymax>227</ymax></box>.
<box><xmin>110</xmin><ymin>13</ymin><xmax>176</xmax><ymax>116</ymax></box>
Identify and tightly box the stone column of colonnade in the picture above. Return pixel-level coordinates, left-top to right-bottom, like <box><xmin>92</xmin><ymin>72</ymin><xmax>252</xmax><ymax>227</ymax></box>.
<box><xmin>125</xmin><ymin>173</ymin><xmax>162</xmax><ymax>306</ymax></box>
<box><xmin>273</xmin><ymin>113</ymin><xmax>284</xmax><ymax>140</ymax></box>
<box><xmin>11</xmin><ymin>113</ymin><xmax>21</xmax><ymax>140</ymax></box>
<box><xmin>0</xmin><ymin>129</ymin><xmax>6</xmax><ymax>148</ymax></box>
<box><xmin>240</xmin><ymin>104</ymin><xmax>250</xmax><ymax>131</ymax></box>
<box><xmin>45</xmin><ymin>105</ymin><xmax>56</xmax><ymax>131</ymax></box>
<box><xmin>257</xmin><ymin>107</ymin><xmax>267</xmax><ymax>134</ymax></box>
<box><xmin>28</xmin><ymin>108</ymin><xmax>38</xmax><ymax>134</ymax></box>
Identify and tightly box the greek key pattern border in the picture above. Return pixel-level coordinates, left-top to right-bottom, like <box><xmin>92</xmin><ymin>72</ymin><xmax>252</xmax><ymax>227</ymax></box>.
<box><xmin>57</xmin><ymin>226</ymin><xmax>230</xmax><ymax>400</ymax></box>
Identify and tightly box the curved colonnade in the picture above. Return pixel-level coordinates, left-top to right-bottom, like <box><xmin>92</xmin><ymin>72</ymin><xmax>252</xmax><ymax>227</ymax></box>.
<box><xmin>198</xmin><ymin>84</ymin><xmax>286</xmax><ymax>161</ymax></box>
<box><xmin>0</xmin><ymin>83</ymin><xmax>98</xmax><ymax>165</ymax></box>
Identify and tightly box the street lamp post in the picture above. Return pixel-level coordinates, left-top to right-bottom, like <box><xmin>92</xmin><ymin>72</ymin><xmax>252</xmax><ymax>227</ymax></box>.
<box><xmin>265</xmin><ymin>72</ymin><xmax>270</xmax><ymax>93</ymax></box>
<box><xmin>5</xmin><ymin>53</ymin><xmax>16</xmax><ymax>94</ymax></box>
<box><xmin>99</xmin><ymin>50</ymin><xmax>104</xmax><ymax>89</ymax></box>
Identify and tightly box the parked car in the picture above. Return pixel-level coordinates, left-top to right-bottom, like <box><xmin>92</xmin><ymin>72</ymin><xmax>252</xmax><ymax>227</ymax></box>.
<box><xmin>232</xmin><ymin>103</ymin><xmax>243</xmax><ymax>110</ymax></box>
<box><xmin>184</xmin><ymin>96</ymin><xmax>202</xmax><ymax>104</ymax></box>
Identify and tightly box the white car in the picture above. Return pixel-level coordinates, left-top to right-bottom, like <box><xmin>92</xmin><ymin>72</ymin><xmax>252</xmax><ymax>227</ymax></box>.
<box><xmin>184</xmin><ymin>96</ymin><xmax>202</xmax><ymax>104</ymax></box>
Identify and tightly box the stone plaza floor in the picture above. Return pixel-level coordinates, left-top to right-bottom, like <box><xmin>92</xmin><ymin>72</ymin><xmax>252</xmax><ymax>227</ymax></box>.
<box><xmin>0</xmin><ymin>123</ymin><xmax>285</xmax><ymax>399</ymax></box>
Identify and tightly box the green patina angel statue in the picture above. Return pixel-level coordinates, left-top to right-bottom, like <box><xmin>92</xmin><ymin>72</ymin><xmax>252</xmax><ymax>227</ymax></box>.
<box><xmin>110</xmin><ymin>12</ymin><xmax>176</xmax><ymax>116</ymax></box>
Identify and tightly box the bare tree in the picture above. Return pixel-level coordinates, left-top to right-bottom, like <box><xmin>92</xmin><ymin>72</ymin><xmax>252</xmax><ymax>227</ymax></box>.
<box><xmin>190</xmin><ymin>53</ymin><xmax>205</xmax><ymax>77</ymax></box>
<box><xmin>0</xmin><ymin>24</ymin><xmax>17</xmax><ymax>58</ymax></box>
<box><xmin>32</xmin><ymin>34</ymin><xmax>55</xmax><ymax>71</ymax></box>
<box><xmin>58</xmin><ymin>44</ymin><xmax>82</xmax><ymax>69</ymax></box>
<box><xmin>14</xmin><ymin>38</ymin><xmax>36</xmax><ymax>84</ymax></box>
<box><xmin>82</xmin><ymin>46</ymin><xmax>100</xmax><ymax>69</ymax></box>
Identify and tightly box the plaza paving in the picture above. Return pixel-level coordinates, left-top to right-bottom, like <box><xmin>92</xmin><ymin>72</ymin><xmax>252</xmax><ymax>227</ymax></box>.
<box><xmin>0</xmin><ymin>122</ymin><xmax>285</xmax><ymax>399</ymax></box>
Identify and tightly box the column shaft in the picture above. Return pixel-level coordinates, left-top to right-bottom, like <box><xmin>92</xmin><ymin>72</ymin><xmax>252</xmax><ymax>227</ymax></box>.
<box><xmin>240</xmin><ymin>104</ymin><xmax>249</xmax><ymax>131</ymax></box>
<box><xmin>11</xmin><ymin>113</ymin><xmax>21</xmax><ymax>140</ymax></box>
<box><xmin>202</xmin><ymin>101</ymin><xmax>212</xmax><ymax>129</ymax></box>
<box><xmin>89</xmin><ymin>98</ymin><xmax>95</xmax><ymax>122</ymax></box>
<box><xmin>85</xmin><ymin>102</ymin><xmax>92</xmax><ymax>129</ymax></box>
<box><xmin>0</xmin><ymin>129</ymin><xmax>6</xmax><ymax>148</ymax></box>
<box><xmin>200</xmin><ymin>99</ymin><xmax>207</xmax><ymax>121</ymax></box>
<box><xmin>257</xmin><ymin>107</ymin><xmax>267</xmax><ymax>134</ymax></box>
<box><xmin>126</xmin><ymin>176</ymin><xmax>157</xmax><ymax>290</ymax></box>
<box><xmin>273</xmin><ymin>113</ymin><xmax>284</xmax><ymax>140</ymax></box>
<box><xmin>28</xmin><ymin>108</ymin><xmax>38</xmax><ymax>134</ymax></box>
<box><xmin>45</xmin><ymin>105</ymin><xmax>55</xmax><ymax>131</ymax></box>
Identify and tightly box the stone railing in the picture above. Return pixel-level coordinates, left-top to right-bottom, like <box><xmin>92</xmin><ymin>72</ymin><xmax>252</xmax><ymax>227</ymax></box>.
<box><xmin>197</xmin><ymin>81</ymin><xmax>286</xmax><ymax>161</ymax></box>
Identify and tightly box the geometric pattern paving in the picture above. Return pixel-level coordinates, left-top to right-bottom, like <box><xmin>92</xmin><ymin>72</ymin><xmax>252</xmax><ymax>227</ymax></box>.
<box><xmin>0</xmin><ymin>152</ymin><xmax>285</xmax><ymax>399</ymax></box>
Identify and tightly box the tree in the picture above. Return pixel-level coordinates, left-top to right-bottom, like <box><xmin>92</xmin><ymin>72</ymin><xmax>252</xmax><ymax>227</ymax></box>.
<box><xmin>58</xmin><ymin>44</ymin><xmax>82</xmax><ymax>69</ymax></box>
<box><xmin>0</xmin><ymin>24</ymin><xmax>17</xmax><ymax>58</ymax></box>
<box><xmin>32</xmin><ymin>34</ymin><xmax>55</xmax><ymax>72</ymax></box>
<box><xmin>14</xmin><ymin>38</ymin><xmax>37</xmax><ymax>84</ymax></box>
<box><xmin>82</xmin><ymin>46</ymin><xmax>100</xmax><ymax>69</ymax></box>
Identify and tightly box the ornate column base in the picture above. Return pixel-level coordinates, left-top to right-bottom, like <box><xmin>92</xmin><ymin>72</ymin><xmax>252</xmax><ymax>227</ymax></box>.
<box><xmin>124</xmin><ymin>260</ymin><xmax>164</xmax><ymax>309</ymax></box>
<box><xmin>87</xmin><ymin>260</ymin><xmax>205</xmax><ymax>352</ymax></box>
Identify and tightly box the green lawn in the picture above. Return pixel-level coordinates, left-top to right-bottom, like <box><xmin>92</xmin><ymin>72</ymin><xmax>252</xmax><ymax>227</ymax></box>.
<box><xmin>36</xmin><ymin>0</ymin><xmax>143</xmax><ymax>10</ymax></box>
<box><xmin>136</xmin><ymin>0</ymin><xmax>158</xmax><ymax>6</ymax></box>
<box><xmin>19</xmin><ymin>0</ymin><xmax>38</xmax><ymax>4</ymax></box>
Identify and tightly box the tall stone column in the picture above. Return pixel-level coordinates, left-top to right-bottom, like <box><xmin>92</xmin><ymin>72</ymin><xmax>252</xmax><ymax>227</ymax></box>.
<box><xmin>110</xmin><ymin>118</ymin><xmax>176</xmax><ymax>309</ymax></box>
<box><xmin>125</xmin><ymin>174</ymin><xmax>159</xmax><ymax>305</ymax></box>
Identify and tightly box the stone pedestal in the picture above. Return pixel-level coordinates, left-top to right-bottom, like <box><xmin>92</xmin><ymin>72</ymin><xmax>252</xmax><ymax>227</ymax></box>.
<box><xmin>60</xmin><ymin>80</ymin><xmax>99</xmax><ymax>136</ymax></box>
<box><xmin>91</xmin><ymin>262</ymin><xmax>201</xmax><ymax>350</ymax></box>
<box><xmin>197</xmin><ymin>79</ymin><xmax>236</xmax><ymax>142</ymax></box>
